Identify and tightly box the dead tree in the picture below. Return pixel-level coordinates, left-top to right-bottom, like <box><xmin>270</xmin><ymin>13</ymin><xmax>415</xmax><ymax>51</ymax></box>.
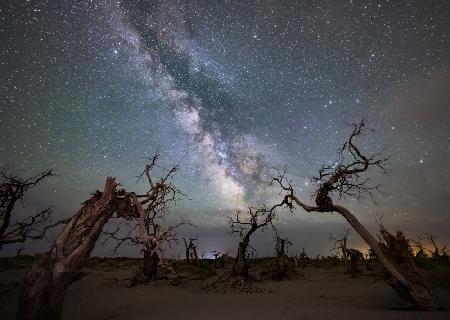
<box><xmin>299</xmin><ymin>248</ymin><xmax>307</xmax><ymax>278</ymax></box>
<box><xmin>17</xmin><ymin>174</ymin><xmax>186</xmax><ymax>320</ymax></box>
<box><xmin>330</xmin><ymin>229</ymin><xmax>351</xmax><ymax>272</ymax></box>
<box><xmin>420</xmin><ymin>233</ymin><xmax>443</xmax><ymax>258</ymax></box>
<box><xmin>183</xmin><ymin>237</ymin><xmax>199</xmax><ymax>263</ymax></box>
<box><xmin>16</xmin><ymin>177</ymin><xmax>121</xmax><ymax>320</ymax></box>
<box><xmin>411</xmin><ymin>239</ymin><xmax>427</xmax><ymax>259</ymax></box>
<box><xmin>274</xmin><ymin>236</ymin><xmax>292</xmax><ymax>279</ymax></box>
<box><xmin>211</xmin><ymin>250</ymin><xmax>220</xmax><ymax>274</ymax></box>
<box><xmin>135</xmin><ymin>154</ymin><xmax>186</xmax><ymax>276</ymax></box>
<box><xmin>102</xmin><ymin>154</ymin><xmax>187</xmax><ymax>278</ymax></box>
<box><xmin>17</xmin><ymin>153</ymin><xmax>189</xmax><ymax>319</ymax></box>
<box><xmin>271</xmin><ymin>120</ymin><xmax>436</xmax><ymax>310</ymax></box>
<box><xmin>293</xmin><ymin>248</ymin><xmax>308</xmax><ymax>279</ymax></box>
<box><xmin>346</xmin><ymin>249</ymin><xmax>364</xmax><ymax>276</ymax></box>
<box><xmin>411</xmin><ymin>238</ymin><xmax>428</xmax><ymax>266</ymax></box>
<box><xmin>190</xmin><ymin>243</ymin><xmax>199</xmax><ymax>261</ymax></box>
<box><xmin>131</xmin><ymin>194</ymin><xmax>188</xmax><ymax>276</ymax></box>
<box><xmin>228</xmin><ymin>204</ymin><xmax>279</xmax><ymax>278</ymax></box>
<box><xmin>0</xmin><ymin>170</ymin><xmax>67</xmax><ymax>249</ymax></box>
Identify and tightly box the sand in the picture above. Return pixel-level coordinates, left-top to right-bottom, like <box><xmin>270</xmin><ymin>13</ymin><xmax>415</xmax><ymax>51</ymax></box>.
<box><xmin>1</xmin><ymin>262</ymin><xmax>449</xmax><ymax>320</ymax></box>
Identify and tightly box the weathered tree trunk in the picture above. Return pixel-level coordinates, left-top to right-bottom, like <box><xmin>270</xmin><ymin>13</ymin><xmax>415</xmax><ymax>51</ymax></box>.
<box><xmin>16</xmin><ymin>177</ymin><xmax>118</xmax><ymax>320</ymax></box>
<box><xmin>143</xmin><ymin>249</ymin><xmax>158</xmax><ymax>278</ymax></box>
<box><xmin>185</xmin><ymin>247</ymin><xmax>190</xmax><ymax>262</ymax></box>
<box><xmin>276</xmin><ymin>238</ymin><xmax>288</xmax><ymax>278</ymax></box>
<box><xmin>233</xmin><ymin>241</ymin><xmax>249</xmax><ymax>277</ymax></box>
<box><xmin>333</xmin><ymin>205</ymin><xmax>436</xmax><ymax>310</ymax></box>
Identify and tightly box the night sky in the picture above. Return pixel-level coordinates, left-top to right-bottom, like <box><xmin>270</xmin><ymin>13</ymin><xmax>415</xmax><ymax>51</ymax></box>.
<box><xmin>1</xmin><ymin>0</ymin><xmax>449</xmax><ymax>258</ymax></box>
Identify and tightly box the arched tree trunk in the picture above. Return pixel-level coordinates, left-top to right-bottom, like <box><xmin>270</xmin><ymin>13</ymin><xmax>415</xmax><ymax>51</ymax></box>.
<box><xmin>276</xmin><ymin>120</ymin><xmax>437</xmax><ymax>310</ymax></box>
<box><xmin>333</xmin><ymin>205</ymin><xmax>436</xmax><ymax>310</ymax></box>
<box><xmin>16</xmin><ymin>177</ymin><xmax>118</xmax><ymax>320</ymax></box>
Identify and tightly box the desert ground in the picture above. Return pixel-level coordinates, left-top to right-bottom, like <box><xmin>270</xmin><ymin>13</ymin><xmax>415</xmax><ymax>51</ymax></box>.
<box><xmin>1</xmin><ymin>256</ymin><xmax>449</xmax><ymax>320</ymax></box>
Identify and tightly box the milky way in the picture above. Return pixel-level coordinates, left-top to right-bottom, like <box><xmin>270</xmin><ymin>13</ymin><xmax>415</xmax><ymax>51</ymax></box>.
<box><xmin>1</xmin><ymin>0</ymin><xmax>449</xmax><ymax>256</ymax></box>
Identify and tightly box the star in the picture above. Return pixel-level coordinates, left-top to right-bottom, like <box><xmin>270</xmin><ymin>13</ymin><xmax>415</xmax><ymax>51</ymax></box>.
<box><xmin>1</xmin><ymin>0</ymin><xmax>449</xmax><ymax>257</ymax></box>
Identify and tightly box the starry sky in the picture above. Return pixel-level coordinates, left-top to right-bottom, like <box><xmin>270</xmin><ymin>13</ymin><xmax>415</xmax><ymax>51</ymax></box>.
<box><xmin>1</xmin><ymin>0</ymin><xmax>449</xmax><ymax>258</ymax></box>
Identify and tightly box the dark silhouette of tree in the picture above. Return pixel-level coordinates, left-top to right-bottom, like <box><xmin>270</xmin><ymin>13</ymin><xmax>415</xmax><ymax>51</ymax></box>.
<box><xmin>421</xmin><ymin>233</ymin><xmax>441</xmax><ymax>258</ymax></box>
<box><xmin>228</xmin><ymin>204</ymin><xmax>279</xmax><ymax>278</ymax></box>
<box><xmin>183</xmin><ymin>236</ymin><xmax>199</xmax><ymax>263</ymax></box>
<box><xmin>270</xmin><ymin>120</ymin><xmax>436</xmax><ymax>310</ymax></box>
<box><xmin>0</xmin><ymin>169</ymin><xmax>67</xmax><ymax>249</ymax></box>
<box><xmin>274</xmin><ymin>235</ymin><xmax>293</xmax><ymax>279</ymax></box>
<box><xmin>410</xmin><ymin>238</ymin><xmax>428</xmax><ymax>266</ymax></box>
<box><xmin>330</xmin><ymin>229</ymin><xmax>351</xmax><ymax>272</ymax></box>
<box><xmin>418</xmin><ymin>233</ymin><xmax>449</xmax><ymax>262</ymax></box>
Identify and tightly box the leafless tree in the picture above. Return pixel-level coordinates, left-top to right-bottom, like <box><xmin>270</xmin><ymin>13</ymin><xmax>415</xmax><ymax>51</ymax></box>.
<box><xmin>17</xmin><ymin>153</ymin><xmax>189</xmax><ymax>319</ymax></box>
<box><xmin>420</xmin><ymin>233</ymin><xmax>446</xmax><ymax>258</ymax></box>
<box><xmin>411</xmin><ymin>238</ymin><xmax>427</xmax><ymax>256</ymax></box>
<box><xmin>0</xmin><ymin>169</ymin><xmax>67</xmax><ymax>249</ymax></box>
<box><xmin>183</xmin><ymin>236</ymin><xmax>199</xmax><ymax>263</ymax></box>
<box><xmin>102</xmin><ymin>153</ymin><xmax>188</xmax><ymax>277</ymax></box>
<box><xmin>274</xmin><ymin>235</ymin><xmax>292</xmax><ymax>279</ymax></box>
<box><xmin>297</xmin><ymin>248</ymin><xmax>308</xmax><ymax>279</ymax></box>
<box><xmin>330</xmin><ymin>229</ymin><xmax>351</xmax><ymax>272</ymax></box>
<box><xmin>228</xmin><ymin>204</ymin><xmax>279</xmax><ymax>277</ymax></box>
<box><xmin>270</xmin><ymin>120</ymin><xmax>436</xmax><ymax>310</ymax></box>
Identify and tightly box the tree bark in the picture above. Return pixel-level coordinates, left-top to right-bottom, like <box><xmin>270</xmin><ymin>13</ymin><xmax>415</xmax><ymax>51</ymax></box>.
<box><xmin>276</xmin><ymin>238</ymin><xmax>288</xmax><ymax>277</ymax></box>
<box><xmin>16</xmin><ymin>177</ymin><xmax>118</xmax><ymax>320</ymax></box>
<box><xmin>333</xmin><ymin>205</ymin><xmax>436</xmax><ymax>310</ymax></box>
<box><xmin>233</xmin><ymin>241</ymin><xmax>249</xmax><ymax>277</ymax></box>
<box><xmin>143</xmin><ymin>249</ymin><xmax>158</xmax><ymax>278</ymax></box>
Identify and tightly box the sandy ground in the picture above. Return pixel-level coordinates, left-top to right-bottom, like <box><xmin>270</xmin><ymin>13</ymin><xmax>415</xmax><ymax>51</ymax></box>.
<box><xmin>1</xmin><ymin>264</ymin><xmax>450</xmax><ymax>320</ymax></box>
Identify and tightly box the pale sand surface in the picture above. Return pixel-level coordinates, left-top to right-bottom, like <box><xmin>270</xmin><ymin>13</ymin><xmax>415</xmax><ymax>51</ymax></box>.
<box><xmin>1</xmin><ymin>265</ymin><xmax>449</xmax><ymax>320</ymax></box>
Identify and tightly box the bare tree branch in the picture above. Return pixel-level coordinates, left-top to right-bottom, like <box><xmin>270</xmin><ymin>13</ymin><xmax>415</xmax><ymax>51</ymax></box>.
<box><xmin>267</xmin><ymin>120</ymin><xmax>436</xmax><ymax>310</ymax></box>
<box><xmin>0</xmin><ymin>169</ymin><xmax>66</xmax><ymax>248</ymax></box>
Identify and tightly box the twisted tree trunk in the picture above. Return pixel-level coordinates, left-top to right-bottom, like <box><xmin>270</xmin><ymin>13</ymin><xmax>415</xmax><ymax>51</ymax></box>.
<box><xmin>333</xmin><ymin>205</ymin><xmax>436</xmax><ymax>310</ymax></box>
<box><xmin>16</xmin><ymin>177</ymin><xmax>118</xmax><ymax>320</ymax></box>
